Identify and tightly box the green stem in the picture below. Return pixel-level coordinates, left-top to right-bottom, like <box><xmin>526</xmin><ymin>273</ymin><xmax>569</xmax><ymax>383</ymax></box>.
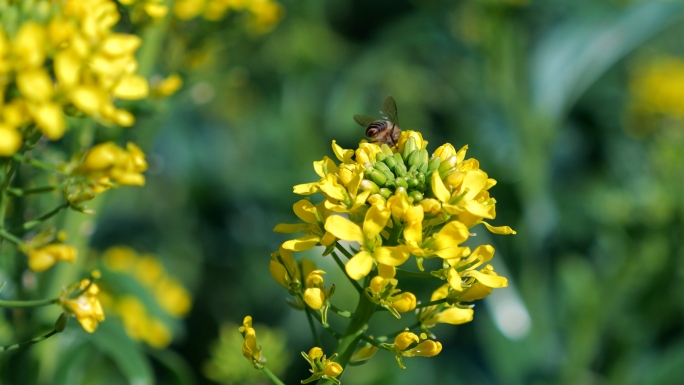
<box><xmin>8</xmin><ymin>184</ymin><xmax>67</xmax><ymax>197</ymax></box>
<box><xmin>305</xmin><ymin>308</ymin><xmax>322</xmax><ymax>348</ymax></box>
<box><xmin>1</xmin><ymin>329</ymin><xmax>58</xmax><ymax>352</ymax></box>
<box><xmin>395</xmin><ymin>268</ymin><xmax>434</xmax><ymax>279</ymax></box>
<box><xmin>10</xmin><ymin>202</ymin><xmax>70</xmax><ymax>234</ymax></box>
<box><xmin>0</xmin><ymin>229</ymin><xmax>24</xmax><ymax>246</ymax></box>
<box><xmin>329</xmin><ymin>304</ymin><xmax>353</xmax><ymax>318</ymax></box>
<box><xmin>0</xmin><ymin>297</ymin><xmax>57</xmax><ymax>308</ymax></box>
<box><xmin>330</xmin><ymin>250</ymin><xmax>362</xmax><ymax>293</ymax></box>
<box><xmin>333</xmin><ymin>243</ymin><xmax>355</xmax><ymax>260</ymax></box>
<box><xmin>11</xmin><ymin>154</ymin><xmax>61</xmax><ymax>172</ymax></box>
<box><xmin>261</xmin><ymin>366</ymin><xmax>285</xmax><ymax>385</ymax></box>
<box><xmin>318</xmin><ymin>294</ymin><xmax>376</xmax><ymax>385</ymax></box>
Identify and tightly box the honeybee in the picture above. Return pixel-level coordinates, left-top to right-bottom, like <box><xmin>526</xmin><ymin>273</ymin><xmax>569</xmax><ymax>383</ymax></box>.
<box><xmin>354</xmin><ymin>96</ymin><xmax>401</xmax><ymax>146</ymax></box>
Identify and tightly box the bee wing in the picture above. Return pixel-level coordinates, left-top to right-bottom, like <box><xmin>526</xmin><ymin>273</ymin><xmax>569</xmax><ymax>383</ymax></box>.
<box><xmin>354</xmin><ymin>114</ymin><xmax>376</xmax><ymax>127</ymax></box>
<box><xmin>380</xmin><ymin>96</ymin><xmax>398</xmax><ymax>125</ymax></box>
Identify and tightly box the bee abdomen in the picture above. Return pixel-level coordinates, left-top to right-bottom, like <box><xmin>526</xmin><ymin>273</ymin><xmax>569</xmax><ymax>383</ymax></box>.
<box><xmin>366</xmin><ymin>121</ymin><xmax>390</xmax><ymax>138</ymax></box>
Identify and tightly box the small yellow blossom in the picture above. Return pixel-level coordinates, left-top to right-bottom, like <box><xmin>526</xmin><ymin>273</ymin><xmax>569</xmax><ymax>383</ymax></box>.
<box><xmin>384</xmin><ymin>331</ymin><xmax>442</xmax><ymax>369</ymax></box>
<box><xmin>325</xmin><ymin>202</ymin><xmax>410</xmax><ymax>280</ymax></box>
<box><xmin>301</xmin><ymin>346</ymin><xmax>343</xmax><ymax>385</ymax></box>
<box><xmin>239</xmin><ymin>316</ymin><xmax>265</xmax><ymax>369</ymax></box>
<box><xmin>155</xmin><ymin>277</ymin><xmax>192</xmax><ymax>317</ymax></box>
<box><xmin>153</xmin><ymin>74</ymin><xmax>183</xmax><ymax>97</ymax></box>
<box><xmin>59</xmin><ymin>278</ymin><xmax>106</xmax><ymax>333</ymax></box>
<box><xmin>28</xmin><ymin>244</ymin><xmax>77</xmax><ymax>272</ymax></box>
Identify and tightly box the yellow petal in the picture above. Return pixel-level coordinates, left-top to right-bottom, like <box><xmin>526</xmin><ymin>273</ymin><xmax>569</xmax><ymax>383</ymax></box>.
<box><xmin>391</xmin><ymin>292</ymin><xmax>416</xmax><ymax>312</ymax></box>
<box><xmin>313</xmin><ymin>156</ymin><xmax>338</xmax><ymax>178</ymax></box>
<box><xmin>435</xmin><ymin>307</ymin><xmax>473</xmax><ymax>325</ymax></box>
<box><xmin>318</xmin><ymin>174</ymin><xmax>347</xmax><ymax>201</ymax></box>
<box><xmin>71</xmin><ymin>86</ymin><xmax>105</xmax><ymax>115</ymax></box>
<box><xmin>433</xmin><ymin>143</ymin><xmax>456</xmax><ymax>160</ymax></box>
<box><xmin>462</xmin><ymin>170</ymin><xmax>488</xmax><ymax>200</ymax></box>
<box><xmin>293</xmin><ymin>182</ymin><xmax>318</xmax><ymax>195</ymax></box>
<box><xmin>325</xmin><ymin>215</ymin><xmax>364</xmax><ymax>242</ymax></box>
<box><xmin>394</xmin><ymin>331</ymin><xmax>419</xmax><ymax>350</ymax></box>
<box><xmin>465</xmin><ymin>269</ymin><xmax>508</xmax><ymax>288</ymax></box>
<box><xmin>345</xmin><ymin>251</ymin><xmax>374</xmax><ymax>280</ymax></box>
<box><xmin>54</xmin><ymin>50</ymin><xmax>82</xmax><ymax>87</ymax></box>
<box><xmin>409</xmin><ymin>340</ymin><xmax>442</xmax><ymax>357</ymax></box>
<box><xmin>100</xmin><ymin>34</ymin><xmax>142</xmax><ymax>56</ymax></box>
<box><xmin>320</xmin><ymin>231</ymin><xmax>336</xmax><ymax>246</ymax></box>
<box><xmin>304</xmin><ymin>287</ymin><xmax>325</xmax><ymax>310</ymax></box>
<box><xmin>470</xmin><ymin>245</ymin><xmax>495</xmax><ymax>264</ymax></box>
<box><xmin>430</xmin><ymin>284</ymin><xmax>450</xmax><ymax>301</ymax></box>
<box><xmin>483</xmin><ymin>222</ymin><xmax>516</xmax><ymax>235</ymax></box>
<box><xmin>16</xmin><ymin>69</ymin><xmax>53</xmax><ymax>101</ymax></box>
<box><xmin>269</xmin><ymin>260</ymin><xmax>289</xmax><ymax>288</ymax></box>
<box><xmin>113</xmin><ymin>75</ymin><xmax>149</xmax><ymax>100</ymax></box>
<box><xmin>0</xmin><ymin>125</ymin><xmax>23</xmax><ymax>156</ymax></box>
<box><xmin>377</xmin><ymin>264</ymin><xmax>396</xmax><ymax>278</ymax></box>
<box><xmin>434</xmin><ymin>221</ymin><xmax>469</xmax><ymax>248</ymax></box>
<box><xmin>33</xmin><ymin>103</ymin><xmax>66</xmax><ymax>140</ymax></box>
<box><xmin>463</xmin><ymin>200</ymin><xmax>495</xmax><ymax>219</ymax></box>
<box><xmin>448</xmin><ymin>268</ymin><xmax>463</xmax><ymax>291</ymax></box>
<box><xmin>455</xmin><ymin>144</ymin><xmax>468</xmax><ymax>164</ymax></box>
<box><xmin>374</xmin><ymin>245</ymin><xmax>410</xmax><ymax>267</ymax></box>
<box><xmin>273</xmin><ymin>223</ymin><xmax>308</xmax><ymax>234</ymax></box>
<box><xmin>293</xmin><ymin>200</ymin><xmax>317</xmax><ymax>224</ymax></box>
<box><xmin>363</xmin><ymin>203</ymin><xmax>390</xmax><ymax>239</ymax></box>
<box><xmin>282</xmin><ymin>234</ymin><xmax>321</xmax><ymax>251</ymax></box>
<box><xmin>332</xmin><ymin>140</ymin><xmax>354</xmax><ymax>163</ymax></box>
<box><xmin>431</xmin><ymin>171</ymin><xmax>450</xmax><ymax>203</ymax></box>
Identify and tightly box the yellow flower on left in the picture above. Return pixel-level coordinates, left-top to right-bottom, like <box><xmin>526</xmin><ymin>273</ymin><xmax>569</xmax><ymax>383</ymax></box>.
<box><xmin>28</xmin><ymin>244</ymin><xmax>77</xmax><ymax>272</ymax></box>
<box><xmin>239</xmin><ymin>316</ymin><xmax>265</xmax><ymax>369</ymax></box>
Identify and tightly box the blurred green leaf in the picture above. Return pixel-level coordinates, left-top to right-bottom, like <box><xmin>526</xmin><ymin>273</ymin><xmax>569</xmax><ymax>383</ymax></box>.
<box><xmin>531</xmin><ymin>1</ymin><xmax>684</xmax><ymax>120</ymax></box>
<box><xmin>87</xmin><ymin>321</ymin><xmax>154</xmax><ymax>385</ymax></box>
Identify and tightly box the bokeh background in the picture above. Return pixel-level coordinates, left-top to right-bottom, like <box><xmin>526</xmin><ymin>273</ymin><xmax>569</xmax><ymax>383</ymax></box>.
<box><xmin>5</xmin><ymin>0</ymin><xmax>684</xmax><ymax>384</ymax></box>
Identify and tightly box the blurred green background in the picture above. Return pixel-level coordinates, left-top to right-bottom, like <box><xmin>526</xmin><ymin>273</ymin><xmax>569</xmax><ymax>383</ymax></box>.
<box><xmin>20</xmin><ymin>0</ymin><xmax>684</xmax><ymax>384</ymax></box>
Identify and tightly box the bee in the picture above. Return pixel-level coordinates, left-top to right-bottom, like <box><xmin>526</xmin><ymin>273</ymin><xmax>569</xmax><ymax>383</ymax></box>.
<box><xmin>354</xmin><ymin>96</ymin><xmax>401</xmax><ymax>146</ymax></box>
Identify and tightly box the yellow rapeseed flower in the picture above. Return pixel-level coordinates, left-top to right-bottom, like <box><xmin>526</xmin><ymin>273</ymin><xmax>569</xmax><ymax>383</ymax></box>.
<box><xmin>27</xmin><ymin>244</ymin><xmax>77</xmax><ymax>272</ymax></box>
<box><xmin>59</xmin><ymin>278</ymin><xmax>106</xmax><ymax>333</ymax></box>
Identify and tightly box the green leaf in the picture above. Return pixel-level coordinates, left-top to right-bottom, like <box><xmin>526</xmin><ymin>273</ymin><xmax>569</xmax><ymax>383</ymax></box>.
<box><xmin>87</xmin><ymin>321</ymin><xmax>154</xmax><ymax>385</ymax></box>
<box><xmin>531</xmin><ymin>1</ymin><xmax>684</xmax><ymax>120</ymax></box>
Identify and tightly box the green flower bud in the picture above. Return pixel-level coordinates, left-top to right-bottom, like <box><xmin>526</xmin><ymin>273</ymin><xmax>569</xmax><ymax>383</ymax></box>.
<box><xmin>438</xmin><ymin>156</ymin><xmax>457</xmax><ymax>173</ymax></box>
<box><xmin>407</xmin><ymin>177</ymin><xmax>419</xmax><ymax>188</ymax></box>
<box><xmin>439</xmin><ymin>167</ymin><xmax>455</xmax><ymax>180</ymax></box>
<box><xmin>371</xmin><ymin>170</ymin><xmax>387</xmax><ymax>186</ymax></box>
<box><xmin>384</xmin><ymin>155</ymin><xmax>397</xmax><ymax>169</ymax></box>
<box><xmin>417</xmin><ymin>173</ymin><xmax>426</xmax><ymax>184</ymax></box>
<box><xmin>376</xmin><ymin>152</ymin><xmax>386</xmax><ymax>163</ymax></box>
<box><xmin>375</xmin><ymin>161</ymin><xmax>392</xmax><ymax>175</ymax></box>
<box><xmin>419</xmin><ymin>149</ymin><xmax>429</xmax><ymax>165</ymax></box>
<box><xmin>393</xmin><ymin>152</ymin><xmax>404</xmax><ymax>165</ymax></box>
<box><xmin>409</xmin><ymin>191</ymin><xmax>424</xmax><ymax>202</ymax></box>
<box><xmin>402</xmin><ymin>137</ymin><xmax>417</xmax><ymax>160</ymax></box>
<box><xmin>407</xmin><ymin>150</ymin><xmax>422</xmax><ymax>168</ymax></box>
<box><xmin>394</xmin><ymin>162</ymin><xmax>407</xmax><ymax>177</ymax></box>
<box><xmin>418</xmin><ymin>162</ymin><xmax>428</xmax><ymax>174</ymax></box>
<box><xmin>55</xmin><ymin>313</ymin><xmax>68</xmax><ymax>333</ymax></box>
<box><xmin>379</xmin><ymin>188</ymin><xmax>393</xmax><ymax>199</ymax></box>
<box><xmin>364</xmin><ymin>167</ymin><xmax>373</xmax><ymax>178</ymax></box>
<box><xmin>381</xmin><ymin>144</ymin><xmax>394</xmax><ymax>157</ymax></box>
<box><xmin>427</xmin><ymin>156</ymin><xmax>441</xmax><ymax>174</ymax></box>
<box><xmin>385</xmin><ymin>179</ymin><xmax>396</xmax><ymax>188</ymax></box>
<box><xmin>395</xmin><ymin>177</ymin><xmax>408</xmax><ymax>189</ymax></box>
<box><xmin>361</xmin><ymin>179</ymin><xmax>380</xmax><ymax>194</ymax></box>
<box><xmin>415</xmin><ymin>182</ymin><xmax>426</xmax><ymax>192</ymax></box>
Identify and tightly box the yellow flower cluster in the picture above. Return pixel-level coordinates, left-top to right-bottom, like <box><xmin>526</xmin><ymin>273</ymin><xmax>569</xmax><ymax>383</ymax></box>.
<box><xmin>59</xmin><ymin>276</ymin><xmax>106</xmax><ymax>333</ymax></box>
<box><xmin>630</xmin><ymin>56</ymin><xmax>684</xmax><ymax>118</ymax></box>
<box><xmin>66</xmin><ymin>141</ymin><xmax>148</xmax><ymax>207</ymax></box>
<box><xmin>0</xmin><ymin>0</ymin><xmax>149</xmax><ymax>155</ymax></box>
<box><xmin>99</xmin><ymin>246</ymin><xmax>193</xmax><ymax>347</ymax></box>
<box><xmin>173</xmin><ymin>0</ymin><xmax>285</xmax><ymax>33</ymax></box>
<box><xmin>273</xmin><ymin>129</ymin><xmax>515</xmax><ymax>368</ymax></box>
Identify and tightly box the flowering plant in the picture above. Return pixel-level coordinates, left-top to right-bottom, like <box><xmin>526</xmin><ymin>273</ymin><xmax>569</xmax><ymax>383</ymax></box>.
<box><xmin>241</xmin><ymin>98</ymin><xmax>516</xmax><ymax>384</ymax></box>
